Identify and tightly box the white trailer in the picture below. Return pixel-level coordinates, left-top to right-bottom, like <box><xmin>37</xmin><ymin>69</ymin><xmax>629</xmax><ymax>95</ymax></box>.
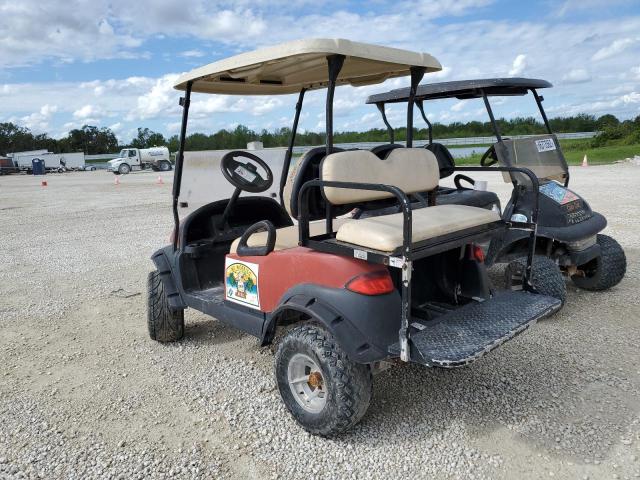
<box><xmin>13</xmin><ymin>151</ymin><xmax>86</xmax><ymax>172</ymax></box>
<box><xmin>107</xmin><ymin>147</ymin><xmax>172</xmax><ymax>174</ymax></box>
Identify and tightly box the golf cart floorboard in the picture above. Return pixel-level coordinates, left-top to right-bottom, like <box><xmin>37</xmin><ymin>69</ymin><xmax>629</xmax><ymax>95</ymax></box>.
<box><xmin>391</xmin><ymin>291</ymin><xmax>561</xmax><ymax>368</ymax></box>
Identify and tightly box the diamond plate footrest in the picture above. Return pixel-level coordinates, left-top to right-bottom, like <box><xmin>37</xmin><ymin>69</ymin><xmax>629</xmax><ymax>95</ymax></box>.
<box><xmin>391</xmin><ymin>291</ymin><xmax>561</xmax><ymax>368</ymax></box>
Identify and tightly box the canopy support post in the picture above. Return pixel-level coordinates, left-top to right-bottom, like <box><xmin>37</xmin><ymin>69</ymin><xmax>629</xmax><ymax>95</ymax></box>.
<box><xmin>279</xmin><ymin>88</ymin><xmax>306</xmax><ymax>206</ymax></box>
<box><xmin>406</xmin><ymin>67</ymin><xmax>425</xmax><ymax>147</ymax></box>
<box><xmin>482</xmin><ymin>90</ymin><xmax>502</xmax><ymax>142</ymax></box>
<box><xmin>325</xmin><ymin>55</ymin><xmax>346</xmax><ymax>156</ymax></box>
<box><xmin>376</xmin><ymin>102</ymin><xmax>395</xmax><ymax>144</ymax></box>
<box><xmin>172</xmin><ymin>81</ymin><xmax>192</xmax><ymax>251</ymax></box>
<box><xmin>532</xmin><ymin>89</ymin><xmax>553</xmax><ymax>134</ymax></box>
<box><xmin>416</xmin><ymin>100</ymin><xmax>433</xmax><ymax>145</ymax></box>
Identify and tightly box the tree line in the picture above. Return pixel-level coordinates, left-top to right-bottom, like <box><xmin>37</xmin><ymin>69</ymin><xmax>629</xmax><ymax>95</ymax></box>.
<box><xmin>0</xmin><ymin>113</ymin><xmax>634</xmax><ymax>156</ymax></box>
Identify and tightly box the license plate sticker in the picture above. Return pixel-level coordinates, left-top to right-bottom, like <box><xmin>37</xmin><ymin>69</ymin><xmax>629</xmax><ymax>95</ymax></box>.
<box><xmin>539</xmin><ymin>182</ymin><xmax>579</xmax><ymax>205</ymax></box>
<box><xmin>353</xmin><ymin>249</ymin><xmax>368</xmax><ymax>260</ymax></box>
<box><xmin>234</xmin><ymin>165</ymin><xmax>257</xmax><ymax>182</ymax></box>
<box><xmin>535</xmin><ymin>138</ymin><xmax>556</xmax><ymax>153</ymax></box>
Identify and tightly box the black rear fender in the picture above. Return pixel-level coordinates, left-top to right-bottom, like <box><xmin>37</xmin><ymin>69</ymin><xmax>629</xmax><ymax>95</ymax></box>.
<box><xmin>264</xmin><ymin>284</ymin><xmax>401</xmax><ymax>364</ymax></box>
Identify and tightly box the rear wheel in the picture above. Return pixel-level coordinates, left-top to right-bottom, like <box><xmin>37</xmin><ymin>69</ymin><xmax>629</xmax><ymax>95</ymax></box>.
<box><xmin>571</xmin><ymin>234</ymin><xmax>626</xmax><ymax>291</ymax></box>
<box><xmin>159</xmin><ymin>161</ymin><xmax>171</xmax><ymax>171</ymax></box>
<box><xmin>147</xmin><ymin>271</ymin><xmax>184</xmax><ymax>342</ymax></box>
<box><xmin>505</xmin><ymin>255</ymin><xmax>567</xmax><ymax>306</ymax></box>
<box><xmin>275</xmin><ymin>323</ymin><xmax>372</xmax><ymax>436</ymax></box>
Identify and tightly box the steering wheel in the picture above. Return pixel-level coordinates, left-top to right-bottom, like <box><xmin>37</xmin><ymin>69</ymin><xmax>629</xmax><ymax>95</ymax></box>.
<box><xmin>220</xmin><ymin>151</ymin><xmax>273</xmax><ymax>193</ymax></box>
<box><xmin>480</xmin><ymin>145</ymin><xmax>498</xmax><ymax>167</ymax></box>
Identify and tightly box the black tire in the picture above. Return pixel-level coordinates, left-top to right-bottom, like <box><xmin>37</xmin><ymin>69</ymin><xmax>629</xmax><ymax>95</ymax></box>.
<box><xmin>147</xmin><ymin>271</ymin><xmax>184</xmax><ymax>342</ymax></box>
<box><xmin>159</xmin><ymin>161</ymin><xmax>171</xmax><ymax>172</ymax></box>
<box><xmin>571</xmin><ymin>234</ymin><xmax>626</xmax><ymax>291</ymax></box>
<box><xmin>118</xmin><ymin>163</ymin><xmax>131</xmax><ymax>175</ymax></box>
<box><xmin>275</xmin><ymin>323</ymin><xmax>372</xmax><ymax>436</ymax></box>
<box><xmin>505</xmin><ymin>255</ymin><xmax>567</xmax><ymax>306</ymax></box>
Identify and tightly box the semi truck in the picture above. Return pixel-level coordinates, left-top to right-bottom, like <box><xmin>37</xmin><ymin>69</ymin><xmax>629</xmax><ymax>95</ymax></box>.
<box><xmin>12</xmin><ymin>151</ymin><xmax>87</xmax><ymax>173</ymax></box>
<box><xmin>107</xmin><ymin>147</ymin><xmax>172</xmax><ymax>174</ymax></box>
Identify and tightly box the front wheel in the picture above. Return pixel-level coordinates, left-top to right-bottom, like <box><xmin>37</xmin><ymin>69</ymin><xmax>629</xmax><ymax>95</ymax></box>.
<box><xmin>147</xmin><ymin>271</ymin><xmax>184</xmax><ymax>342</ymax></box>
<box><xmin>505</xmin><ymin>255</ymin><xmax>567</xmax><ymax>306</ymax></box>
<box><xmin>275</xmin><ymin>323</ymin><xmax>372</xmax><ymax>436</ymax></box>
<box><xmin>118</xmin><ymin>163</ymin><xmax>131</xmax><ymax>175</ymax></box>
<box><xmin>571</xmin><ymin>234</ymin><xmax>626</xmax><ymax>291</ymax></box>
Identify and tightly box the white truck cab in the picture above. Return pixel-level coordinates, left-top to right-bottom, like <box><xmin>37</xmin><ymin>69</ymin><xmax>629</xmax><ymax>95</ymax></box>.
<box><xmin>107</xmin><ymin>147</ymin><xmax>171</xmax><ymax>174</ymax></box>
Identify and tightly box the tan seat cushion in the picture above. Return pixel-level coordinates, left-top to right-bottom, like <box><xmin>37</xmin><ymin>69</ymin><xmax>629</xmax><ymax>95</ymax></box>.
<box><xmin>230</xmin><ymin>218</ymin><xmax>351</xmax><ymax>253</ymax></box>
<box><xmin>335</xmin><ymin>205</ymin><xmax>500</xmax><ymax>252</ymax></box>
<box><xmin>321</xmin><ymin>148</ymin><xmax>439</xmax><ymax>205</ymax></box>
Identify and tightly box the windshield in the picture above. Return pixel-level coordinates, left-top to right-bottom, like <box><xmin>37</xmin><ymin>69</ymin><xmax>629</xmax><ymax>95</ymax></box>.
<box><xmin>495</xmin><ymin>134</ymin><xmax>568</xmax><ymax>184</ymax></box>
<box><xmin>118</xmin><ymin>149</ymin><xmax>128</xmax><ymax>158</ymax></box>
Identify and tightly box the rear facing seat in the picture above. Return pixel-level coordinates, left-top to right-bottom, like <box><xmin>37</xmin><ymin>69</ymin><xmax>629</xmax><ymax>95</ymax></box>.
<box><xmin>232</xmin><ymin>148</ymin><xmax>501</xmax><ymax>255</ymax></box>
<box><xmin>321</xmin><ymin>148</ymin><xmax>501</xmax><ymax>253</ymax></box>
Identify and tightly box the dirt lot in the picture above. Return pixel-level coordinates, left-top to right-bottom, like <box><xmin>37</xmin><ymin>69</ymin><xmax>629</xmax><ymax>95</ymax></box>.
<box><xmin>1</xmin><ymin>165</ymin><xmax>639</xmax><ymax>479</ymax></box>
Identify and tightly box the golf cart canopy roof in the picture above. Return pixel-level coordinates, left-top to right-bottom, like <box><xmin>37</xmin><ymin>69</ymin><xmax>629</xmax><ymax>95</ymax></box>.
<box><xmin>173</xmin><ymin>38</ymin><xmax>441</xmax><ymax>95</ymax></box>
<box><xmin>366</xmin><ymin>78</ymin><xmax>552</xmax><ymax>104</ymax></box>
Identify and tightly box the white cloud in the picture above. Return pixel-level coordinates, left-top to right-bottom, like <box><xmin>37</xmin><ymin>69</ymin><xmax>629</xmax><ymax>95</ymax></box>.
<box><xmin>20</xmin><ymin>104</ymin><xmax>58</xmax><ymax>132</ymax></box>
<box><xmin>73</xmin><ymin>104</ymin><xmax>103</xmax><ymax>120</ymax></box>
<box><xmin>508</xmin><ymin>54</ymin><xmax>527</xmax><ymax>76</ymax></box>
<box><xmin>592</xmin><ymin>37</ymin><xmax>638</xmax><ymax>61</ymax></box>
<box><xmin>109</xmin><ymin>122</ymin><xmax>123</xmax><ymax>134</ymax></box>
<box><xmin>181</xmin><ymin>50</ymin><xmax>205</xmax><ymax>58</ymax></box>
<box><xmin>127</xmin><ymin>74</ymin><xmax>180</xmax><ymax>120</ymax></box>
<box><xmin>621</xmin><ymin>92</ymin><xmax>640</xmax><ymax>104</ymax></box>
<box><xmin>562</xmin><ymin>68</ymin><xmax>592</xmax><ymax>84</ymax></box>
<box><xmin>556</xmin><ymin>0</ymin><xmax>633</xmax><ymax>17</ymax></box>
<box><xmin>401</xmin><ymin>0</ymin><xmax>495</xmax><ymax>19</ymax></box>
<box><xmin>251</xmin><ymin>98</ymin><xmax>282</xmax><ymax>116</ymax></box>
<box><xmin>451</xmin><ymin>101</ymin><xmax>466</xmax><ymax>112</ymax></box>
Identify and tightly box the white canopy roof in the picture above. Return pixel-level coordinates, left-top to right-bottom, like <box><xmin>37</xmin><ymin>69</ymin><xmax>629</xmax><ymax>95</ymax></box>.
<box><xmin>174</xmin><ymin>38</ymin><xmax>441</xmax><ymax>95</ymax></box>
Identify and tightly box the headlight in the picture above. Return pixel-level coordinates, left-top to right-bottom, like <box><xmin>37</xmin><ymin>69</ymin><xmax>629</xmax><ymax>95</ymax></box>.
<box><xmin>510</xmin><ymin>213</ymin><xmax>528</xmax><ymax>223</ymax></box>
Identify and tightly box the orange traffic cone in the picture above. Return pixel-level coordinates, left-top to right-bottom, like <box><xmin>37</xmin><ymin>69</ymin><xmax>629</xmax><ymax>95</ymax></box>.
<box><xmin>582</xmin><ymin>154</ymin><xmax>588</xmax><ymax>167</ymax></box>
<box><xmin>41</xmin><ymin>180</ymin><xmax>48</xmax><ymax>187</ymax></box>
<box><xmin>114</xmin><ymin>176</ymin><xmax>120</xmax><ymax>185</ymax></box>
<box><xmin>156</xmin><ymin>175</ymin><xmax>164</xmax><ymax>185</ymax></box>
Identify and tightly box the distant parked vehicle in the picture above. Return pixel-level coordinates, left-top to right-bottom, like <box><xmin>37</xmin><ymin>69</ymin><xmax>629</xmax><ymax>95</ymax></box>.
<box><xmin>0</xmin><ymin>157</ymin><xmax>19</xmax><ymax>175</ymax></box>
<box><xmin>107</xmin><ymin>147</ymin><xmax>172</xmax><ymax>174</ymax></box>
<box><xmin>12</xmin><ymin>151</ymin><xmax>86</xmax><ymax>173</ymax></box>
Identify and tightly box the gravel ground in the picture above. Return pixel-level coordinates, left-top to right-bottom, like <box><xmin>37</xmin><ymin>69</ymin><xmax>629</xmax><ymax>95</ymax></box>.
<box><xmin>1</xmin><ymin>164</ymin><xmax>639</xmax><ymax>480</ymax></box>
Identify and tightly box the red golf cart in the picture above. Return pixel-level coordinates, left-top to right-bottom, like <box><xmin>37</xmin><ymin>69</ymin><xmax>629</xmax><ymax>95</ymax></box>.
<box><xmin>148</xmin><ymin>39</ymin><xmax>561</xmax><ymax>436</ymax></box>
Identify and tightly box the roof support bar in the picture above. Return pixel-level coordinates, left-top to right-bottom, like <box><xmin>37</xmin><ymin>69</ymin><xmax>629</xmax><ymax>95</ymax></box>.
<box><xmin>481</xmin><ymin>90</ymin><xmax>502</xmax><ymax>143</ymax></box>
<box><xmin>325</xmin><ymin>55</ymin><xmax>346</xmax><ymax>156</ymax></box>
<box><xmin>406</xmin><ymin>67</ymin><xmax>426</xmax><ymax>147</ymax></box>
<box><xmin>172</xmin><ymin>81</ymin><xmax>193</xmax><ymax>251</ymax></box>
<box><xmin>416</xmin><ymin>100</ymin><xmax>433</xmax><ymax>145</ymax></box>
<box><xmin>279</xmin><ymin>88</ymin><xmax>306</xmax><ymax>205</ymax></box>
<box><xmin>532</xmin><ymin>89</ymin><xmax>553</xmax><ymax>135</ymax></box>
<box><xmin>376</xmin><ymin>102</ymin><xmax>395</xmax><ymax>144</ymax></box>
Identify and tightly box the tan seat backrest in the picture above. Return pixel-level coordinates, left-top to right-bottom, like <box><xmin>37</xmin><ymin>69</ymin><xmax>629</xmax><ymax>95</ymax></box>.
<box><xmin>282</xmin><ymin>158</ymin><xmax>301</xmax><ymax>217</ymax></box>
<box><xmin>321</xmin><ymin>148</ymin><xmax>439</xmax><ymax>205</ymax></box>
